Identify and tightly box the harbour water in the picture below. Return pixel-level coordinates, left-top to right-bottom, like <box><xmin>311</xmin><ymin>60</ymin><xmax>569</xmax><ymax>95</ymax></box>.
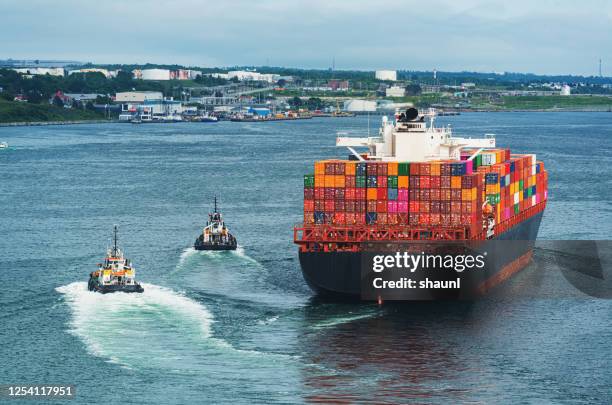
<box><xmin>0</xmin><ymin>113</ymin><xmax>611</xmax><ymax>403</ymax></box>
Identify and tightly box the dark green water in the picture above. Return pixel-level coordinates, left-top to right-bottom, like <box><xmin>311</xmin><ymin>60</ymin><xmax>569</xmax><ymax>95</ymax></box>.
<box><xmin>0</xmin><ymin>114</ymin><xmax>610</xmax><ymax>404</ymax></box>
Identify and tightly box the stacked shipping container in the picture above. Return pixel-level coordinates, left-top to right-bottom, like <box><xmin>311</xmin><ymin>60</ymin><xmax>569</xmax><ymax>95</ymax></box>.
<box><xmin>303</xmin><ymin>149</ymin><xmax>548</xmax><ymax>237</ymax></box>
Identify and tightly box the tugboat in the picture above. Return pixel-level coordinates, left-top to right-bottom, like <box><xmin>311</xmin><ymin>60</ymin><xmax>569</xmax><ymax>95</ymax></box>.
<box><xmin>88</xmin><ymin>226</ymin><xmax>144</xmax><ymax>294</ymax></box>
<box><xmin>194</xmin><ymin>197</ymin><xmax>237</xmax><ymax>251</ymax></box>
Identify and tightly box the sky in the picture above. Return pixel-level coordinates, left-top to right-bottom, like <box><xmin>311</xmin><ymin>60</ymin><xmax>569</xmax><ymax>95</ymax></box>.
<box><xmin>1</xmin><ymin>0</ymin><xmax>611</xmax><ymax>76</ymax></box>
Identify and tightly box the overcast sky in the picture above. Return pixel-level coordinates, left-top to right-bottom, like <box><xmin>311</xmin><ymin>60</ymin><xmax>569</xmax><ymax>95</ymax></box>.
<box><xmin>2</xmin><ymin>0</ymin><xmax>611</xmax><ymax>76</ymax></box>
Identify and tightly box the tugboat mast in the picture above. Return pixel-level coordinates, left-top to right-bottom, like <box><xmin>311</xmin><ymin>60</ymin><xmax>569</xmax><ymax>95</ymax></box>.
<box><xmin>214</xmin><ymin>196</ymin><xmax>218</xmax><ymax>213</ymax></box>
<box><xmin>113</xmin><ymin>225</ymin><xmax>118</xmax><ymax>257</ymax></box>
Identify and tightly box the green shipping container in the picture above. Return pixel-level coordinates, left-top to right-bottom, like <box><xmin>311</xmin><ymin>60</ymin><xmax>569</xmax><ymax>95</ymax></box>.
<box><xmin>398</xmin><ymin>162</ymin><xmax>410</xmax><ymax>176</ymax></box>
<box><xmin>486</xmin><ymin>193</ymin><xmax>500</xmax><ymax>205</ymax></box>
<box><xmin>356</xmin><ymin>176</ymin><xmax>366</xmax><ymax>188</ymax></box>
<box><xmin>519</xmin><ymin>179</ymin><xmax>524</xmax><ymax>190</ymax></box>
<box><xmin>527</xmin><ymin>187</ymin><xmax>532</xmax><ymax>198</ymax></box>
<box><xmin>514</xmin><ymin>204</ymin><xmax>520</xmax><ymax>214</ymax></box>
<box><xmin>304</xmin><ymin>174</ymin><xmax>314</xmax><ymax>188</ymax></box>
<box><xmin>387</xmin><ymin>175</ymin><xmax>398</xmax><ymax>189</ymax></box>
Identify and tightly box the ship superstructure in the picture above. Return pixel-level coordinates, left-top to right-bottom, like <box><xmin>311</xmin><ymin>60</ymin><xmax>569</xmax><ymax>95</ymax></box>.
<box><xmin>88</xmin><ymin>226</ymin><xmax>144</xmax><ymax>294</ymax></box>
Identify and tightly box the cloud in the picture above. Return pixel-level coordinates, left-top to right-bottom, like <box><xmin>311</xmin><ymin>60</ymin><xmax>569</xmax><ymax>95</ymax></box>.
<box><xmin>1</xmin><ymin>0</ymin><xmax>610</xmax><ymax>75</ymax></box>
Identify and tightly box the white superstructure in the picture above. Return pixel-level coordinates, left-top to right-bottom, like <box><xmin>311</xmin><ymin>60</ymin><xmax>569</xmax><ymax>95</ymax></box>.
<box><xmin>336</xmin><ymin>108</ymin><xmax>495</xmax><ymax>162</ymax></box>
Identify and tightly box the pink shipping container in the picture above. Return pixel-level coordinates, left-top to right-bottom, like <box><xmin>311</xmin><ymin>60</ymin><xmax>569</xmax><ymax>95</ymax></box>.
<box><xmin>398</xmin><ymin>189</ymin><xmax>409</xmax><ymax>201</ymax></box>
<box><xmin>387</xmin><ymin>201</ymin><xmax>398</xmax><ymax>213</ymax></box>
<box><xmin>398</xmin><ymin>201</ymin><xmax>409</xmax><ymax>213</ymax></box>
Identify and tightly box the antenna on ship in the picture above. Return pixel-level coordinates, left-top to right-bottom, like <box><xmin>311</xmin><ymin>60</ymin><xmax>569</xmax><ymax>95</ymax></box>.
<box><xmin>113</xmin><ymin>225</ymin><xmax>118</xmax><ymax>256</ymax></box>
<box><xmin>214</xmin><ymin>195</ymin><xmax>218</xmax><ymax>213</ymax></box>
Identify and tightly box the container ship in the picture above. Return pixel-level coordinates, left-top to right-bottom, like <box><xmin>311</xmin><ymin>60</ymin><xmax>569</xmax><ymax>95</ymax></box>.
<box><xmin>294</xmin><ymin>108</ymin><xmax>548</xmax><ymax>299</ymax></box>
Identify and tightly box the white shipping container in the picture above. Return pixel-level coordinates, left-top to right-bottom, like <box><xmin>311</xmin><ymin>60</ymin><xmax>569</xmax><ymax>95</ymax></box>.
<box><xmin>514</xmin><ymin>193</ymin><xmax>519</xmax><ymax>205</ymax></box>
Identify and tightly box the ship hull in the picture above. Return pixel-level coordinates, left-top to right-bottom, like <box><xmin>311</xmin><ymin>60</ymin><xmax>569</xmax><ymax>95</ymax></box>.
<box><xmin>88</xmin><ymin>279</ymin><xmax>144</xmax><ymax>294</ymax></box>
<box><xmin>298</xmin><ymin>212</ymin><xmax>544</xmax><ymax>299</ymax></box>
<box><xmin>194</xmin><ymin>235</ymin><xmax>237</xmax><ymax>251</ymax></box>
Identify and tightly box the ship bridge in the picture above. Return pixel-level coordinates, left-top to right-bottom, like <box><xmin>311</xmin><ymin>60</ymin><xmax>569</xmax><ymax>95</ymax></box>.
<box><xmin>336</xmin><ymin>108</ymin><xmax>496</xmax><ymax>162</ymax></box>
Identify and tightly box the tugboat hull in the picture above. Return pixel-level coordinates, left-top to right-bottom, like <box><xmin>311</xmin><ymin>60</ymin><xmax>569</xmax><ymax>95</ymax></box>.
<box><xmin>194</xmin><ymin>235</ymin><xmax>237</xmax><ymax>251</ymax></box>
<box><xmin>88</xmin><ymin>278</ymin><xmax>144</xmax><ymax>294</ymax></box>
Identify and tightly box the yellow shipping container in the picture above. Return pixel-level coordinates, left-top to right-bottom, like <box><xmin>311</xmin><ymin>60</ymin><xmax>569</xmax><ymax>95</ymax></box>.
<box><xmin>324</xmin><ymin>175</ymin><xmax>335</xmax><ymax>187</ymax></box>
<box><xmin>314</xmin><ymin>161</ymin><xmax>325</xmax><ymax>175</ymax></box>
<box><xmin>367</xmin><ymin>188</ymin><xmax>377</xmax><ymax>200</ymax></box>
<box><xmin>398</xmin><ymin>175</ymin><xmax>409</xmax><ymax>188</ymax></box>
<box><xmin>451</xmin><ymin>176</ymin><xmax>462</xmax><ymax>189</ymax></box>
<box><xmin>345</xmin><ymin>162</ymin><xmax>356</xmax><ymax>176</ymax></box>
<box><xmin>430</xmin><ymin>162</ymin><xmax>441</xmax><ymax>176</ymax></box>
<box><xmin>387</xmin><ymin>162</ymin><xmax>398</xmax><ymax>176</ymax></box>
<box><xmin>335</xmin><ymin>175</ymin><xmax>345</xmax><ymax>187</ymax></box>
<box><xmin>461</xmin><ymin>188</ymin><xmax>473</xmax><ymax>201</ymax></box>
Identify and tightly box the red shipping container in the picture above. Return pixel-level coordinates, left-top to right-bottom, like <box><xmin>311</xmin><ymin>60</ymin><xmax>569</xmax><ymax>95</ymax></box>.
<box><xmin>441</xmin><ymin>175</ymin><xmax>451</xmax><ymax>188</ymax></box>
<box><xmin>335</xmin><ymin>188</ymin><xmax>345</xmax><ymax>200</ymax></box>
<box><xmin>334</xmin><ymin>212</ymin><xmax>345</xmax><ymax>225</ymax></box>
<box><xmin>356</xmin><ymin>200</ymin><xmax>367</xmax><ymax>212</ymax></box>
<box><xmin>378</xmin><ymin>176</ymin><xmax>388</xmax><ymax>188</ymax></box>
<box><xmin>345</xmin><ymin>200</ymin><xmax>355</xmax><ymax>212</ymax></box>
<box><xmin>461</xmin><ymin>213</ymin><xmax>476</xmax><ymax>225</ymax></box>
<box><xmin>450</xmin><ymin>213</ymin><xmax>461</xmax><ymax>226</ymax></box>
<box><xmin>367</xmin><ymin>200</ymin><xmax>377</xmax><ymax>212</ymax></box>
<box><xmin>410</xmin><ymin>163</ymin><xmax>420</xmax><ymax>176</ymax></box>
<box><xmin>304</xmin><ymin>200</ymin><xmax>314</xmax><ymax>211</ymax></box>
<box><xmin>378</xmin><ymin>213</ymin><xmax>388</xmax><ymax>224</ymax></box>
<box><xmin>324</xmin><ymin>213</ymin><xmax>333</xmax><ymax>224</ymax></box>
<box><xmin>314</xmin><ymin>187</ymin><xmax>324</xmax><ymax>200</ymax></box>
<box><xmin>355</xmin><ymin>214</ymin><xmax>366</xmax><ymax>225</ymax></box>
<box><xmin>325</xmin><ymin>162</ymin><xmax>335</xmax><ymax>175</ymax></box>
<box><xmin>398</xmin><ymin>201</ymin><xmax>409</xmax><ymax>213</ymax></box>
<box><xmin>431</xmin><ymin>176</ymin><xmax>441</xmax><ymax>188</ymax></box>
<box><xmin>461</xmin><ymin>174</ymin><xmax>475</xmax><ymax>189</ymax></box>
<box><xmin>451</xmin><ymin>189</ymin><xmax>462</xmax><ymax>201</ymax></box>
<box><xmin>398</xmin><ymin>189</ymin><xmax>409</xmax><ymax>201</ymax></box>
<box><xmin>324</xmin><ymin>188</ymin><xmax>335</xmax><ymax>200</ymax></box>
<box><xmin>420</xmin><ymin>176</ymin><xmax>431</xmax><ymax>188</ymax></box>
<box><xmin>441</xmin><ymin>201</ymin><xmax>451</xmax><ymax>214</ymax></box>
<box><xmin>451</xmin><ymin>201</ymin><xmax>462</xmax><ymax>213</ymax></box>
<box><xmin>419</xmin><ymin>201</ymin><xmax>430</xmax><ymax>213</ymax></box>
<box><xmin>304</xmin><ymin>188</ymin><xmax>314</xmax><ymax>200</ymax></box>
<box><xmin>441</xmin><ymin>189</ymin><xmax>451</xmax><ymax>201</ymax></box>
<box><xmin>377</xmin><ymin>187</ymin><xmax>387</xmax><ymax>200</ymax></box>
<box><xmin>345</xmin><ymin>175</ymin><xmax>355</xmax><ymax>187</ymax></box>
<box><xmin>409</xmin><ymin>200</ymin><xmax>418</xmax><ymax>213</ymax></box>
<box><xmin>335</xmin><ymin>200</ymin><xmax>345</xmax><ymax>212</ymax></box>
<box><xmin>387</xmin><ymin>213</ymin><xmax>398</xmax><ymax>225</ymax></box>
<box><xmin>430</xmin><ymin>213</ymin><xmax>441</xmax><ymax>225</ymax></box>
<box><xmin>387</xmin><ymin>201</ymin><xmax>397</xmax><ymax>213</ymax></box>
<box><xmin>345</xmin><ymin>187</ymin><xmax>356</xmax><ymax>200</ymax></box>
<box><xmin>419</xmin><ymin>163</ymin><xmax>431</xmax><ymax>176</ymax></box>
<box><xmin>440</xmin><ymin>163</ymin><xmax>452</xmax><ymax>176</ymax></box>
<box><xmin>324</xmin><ymin>200</ymin><xmax>335</xmax><ymax>212</ymax></box>
<box><xmin>431</xmin><ymin>189</ymin><xmax>441</xmax><ymax>201</ymax></box>
<box><xmin>303</xmin><ymin>211</ymin><xmax>314</xmax><ymax>225</ymax></box>
<box><xmin>335</xmin><ymin>162</ymin><xmax>345</xmax><ymax>175</ymax></box>
<box><xmin>420</xmin><ymin>189</ymin><xmax>431</xmax><ymax>201</ymax></box>
<box><xmin>409</xmin><ymin>189</ymin><xmax>418</xmax><ymax>201</ymax></box>
<box><xmin>355</xmin><ymin>188</ymin><xmax>366</xmax><ymax>200</ymax></box>
<box><xmin>345</xmin><ymin>213</ymin><xmax>356</xmax><ymax>225</ymax></box>
<box><xmin>430</xmin><ymin>201</ymin><xmax>441</xmax><ymax>213</ymax></box>
<box><xmin>314</xmin><ymin>200</ymin><xmax>324</xmax><ymax>211</ymax></box>
<box><xmin>419</xmin><ymin>213</ymin><xmax>430</xmax><ymax>225</ymax></box>
<box><xmin>376</xmin><ymin>200</ymin><xmax>387</xmax><ymax>213</ymax></box>
<box><xmin>409</xmin><ymin>176</ymin><xmax>420</xmax><ymax>189</ymax></box>
<box><xmin>377</xmin><ymin>163</ymin><xmax>388</xmax><ymax>176</ymax></box>
<box><xmin>441</xmin><ymin>214</ymin><xmax>451</xmax><ymax>226</ymax></box>
<box><xmin>398</xmin><ymin>213</ymin><xmax>409</xmax><ymax>224</ymax></box>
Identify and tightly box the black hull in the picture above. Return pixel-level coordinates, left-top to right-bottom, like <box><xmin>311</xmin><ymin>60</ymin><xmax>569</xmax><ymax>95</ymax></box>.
<box><xmin>298</xmin><ymin>212</ymin><xmax>544</xmax><ymax>299</ymax></box>
<box><xmin>194</xmin><ymin>235</ymin><xmax>237</xmax><ymax>251</ymax></box>
<box><xmin>88</xmin><ymin>279</ymin><xmax>144</xmax><ymax>294</ymax></box>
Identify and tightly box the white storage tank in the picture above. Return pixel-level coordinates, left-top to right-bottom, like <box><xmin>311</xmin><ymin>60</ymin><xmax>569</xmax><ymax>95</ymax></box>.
<box><xmin>375</xmin><ymin>70</ymin><xmax>397</xmax><ymax>81</ymax></box>
<box><xmin>141</xmin><ymin>69</ymin><xmax>171</xmax><ymax>80</ymax></box>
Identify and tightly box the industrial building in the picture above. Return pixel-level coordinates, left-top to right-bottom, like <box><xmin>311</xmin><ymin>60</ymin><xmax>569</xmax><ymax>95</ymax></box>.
<box><xmin>375</xmin><ymin>70</ymin><xmax>397</xmax><ymax>81</ymax></box>
<box><xmin>385</xmin><ymin>86</ymin><xmax>406</xmax><ymax>97</ymax></box>
<box><xmin>115</xmin><ymin>91</ymin><xmax>163</xmax><ymax>103</ymax></box>
<box><xmin>12</xmin><ymin>67</ymin><xmax>65</xmax><ymax>76</ymax></box>
<box><xmin>343</xmin><ymin>99</ymin><xmax>377</xmax><ymax>112</ymax></box>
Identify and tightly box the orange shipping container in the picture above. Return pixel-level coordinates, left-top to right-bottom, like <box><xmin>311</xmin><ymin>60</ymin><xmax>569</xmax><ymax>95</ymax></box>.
<box><xmin>367</xmin><ymin>188</ymin><xmax>377</xmax><ymax>200</ymax></box>
<box><xmin>334</xmin><ymin>175</ymin><xmax>345</xmax><ymax>188</ymax></box>
<box><xmin>451</xmin><ymin>176</ymin><xmax>462</xmax><ymax>189</ymax></box>
<box><xmin>387</xmin><ymin>162</ymin><xmax>398</xmax><ymax>176</ymax></box>
<box><xmin>398</xmin><ymin>176</ymin><xmax>409</xmax><ymax>188</ymax></box>
<box><xmin>345</xmin><ymin>162</ymin><xmax>356</xmax><ymax>176</ymax></box>
<box><xmin>324</xmin><ymin>175</ymin><xmax>335</xmax><ymax>188</ymax></box>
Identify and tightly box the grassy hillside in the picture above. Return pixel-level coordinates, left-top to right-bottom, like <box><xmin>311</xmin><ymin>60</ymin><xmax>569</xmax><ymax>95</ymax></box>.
<box><xmin>0</xmin><ymin>99</ymin><xmax>105</xmax><ymax>123</ymax></box>
<box><xmin>499</xmin><ymin>95</ymin><xmax>612</xmax><ymax>110</ymax></box>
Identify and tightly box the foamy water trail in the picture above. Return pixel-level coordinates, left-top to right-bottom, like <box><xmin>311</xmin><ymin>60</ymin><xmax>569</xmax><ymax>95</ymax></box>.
<box><xmin>56</xmin><ymin>282</ymin><xmax>297</xmax><ymax>371</ymax></box>
<box><xmin>310</xmin><ymin>309</ymin><xmax>382</xmax><ymax>330</ymax></box>
<box><xmin>175</xmin><ymin>246</ymin><xmax>261</xmax><ymax>274</ymax></box>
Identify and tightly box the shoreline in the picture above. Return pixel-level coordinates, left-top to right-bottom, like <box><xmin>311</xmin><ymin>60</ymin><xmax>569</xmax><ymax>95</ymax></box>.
<box><xmin>0</xmin><ymin>119</ymin><xmax>117</xmax><ymax>127</ymax></box>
